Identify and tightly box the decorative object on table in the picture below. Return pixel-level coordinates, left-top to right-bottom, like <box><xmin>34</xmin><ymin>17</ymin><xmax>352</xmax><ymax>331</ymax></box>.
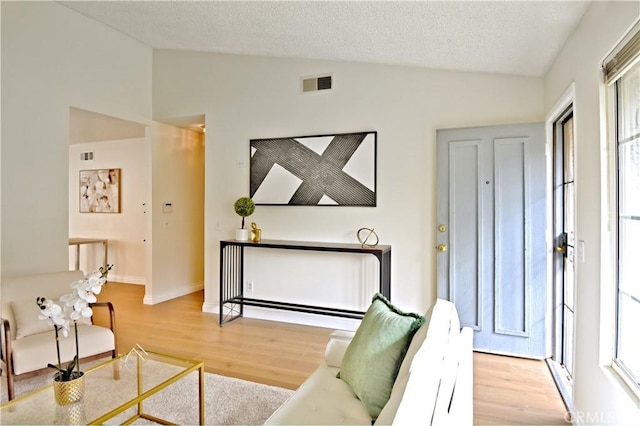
<box><xmin>357</xmin><ymin>227</ymin><xmax>379</xmax><ymax>248</ymax></box>
<box><xmin>250</xmin><ymin>131</ymin><xmax>377</xmax><ymax>206</ymax></box>
<box><xmin>233</xmin><ymin>197</ymin><xmax>255</xmax><ymax>240</ymax></box>
<box><xmin>36</xmin><ymin>265</ymin><xmax>112</xmax><ymax>405</ymax></box>
<box><xmin>79</xmin><ymin>169</ymin><xmax>121</xmax><ymax>213</ymax></box>
<box><xmin>250</xmin><ymin>222</ymin><xmax>262</xmax><ymax>243</ymax></box>
<box><xmin>122</xmin><ymin>344</ymin><xmax>149</xmax><ymax>370</ymax></box>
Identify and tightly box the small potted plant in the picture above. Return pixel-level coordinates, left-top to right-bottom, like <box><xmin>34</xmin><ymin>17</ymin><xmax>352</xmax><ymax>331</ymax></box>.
<box><xmin>234</xmin><ymin>197</ymin><xmax>255</xmax><ymax>240</ymax></box>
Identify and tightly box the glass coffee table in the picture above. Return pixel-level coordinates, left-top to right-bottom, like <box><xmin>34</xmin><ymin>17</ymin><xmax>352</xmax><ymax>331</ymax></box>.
<box><xmin>1</xmin><ymin>350</ymin><xmax>204</xmax><ymax>425</ymax></box>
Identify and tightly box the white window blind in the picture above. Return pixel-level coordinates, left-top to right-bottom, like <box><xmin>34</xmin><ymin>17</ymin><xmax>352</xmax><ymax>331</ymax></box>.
<box><xmin>603</xmin><ymin>20</ymin><xmax>640</xmax><ymax>84</ymax></box>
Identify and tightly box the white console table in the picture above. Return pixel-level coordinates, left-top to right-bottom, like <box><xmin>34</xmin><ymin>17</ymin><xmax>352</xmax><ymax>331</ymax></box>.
<box><xmin>69</xmin><ymin>237</ymin><xmax>108</xmax><ymax>271</ymax></box>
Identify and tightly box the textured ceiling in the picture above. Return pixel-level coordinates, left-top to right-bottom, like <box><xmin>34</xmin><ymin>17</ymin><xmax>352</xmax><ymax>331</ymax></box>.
<box><xmin>59</xmin><ymin>0</ymin><xmax>591</xmax><ymax>77</ymax></box>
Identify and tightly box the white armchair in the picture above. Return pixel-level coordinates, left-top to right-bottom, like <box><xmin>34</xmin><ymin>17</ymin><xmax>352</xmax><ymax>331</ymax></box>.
<box><xmin>1</xmin><ymin>270</ymin><xmax>117</xmax><ymax>400</ymax></box>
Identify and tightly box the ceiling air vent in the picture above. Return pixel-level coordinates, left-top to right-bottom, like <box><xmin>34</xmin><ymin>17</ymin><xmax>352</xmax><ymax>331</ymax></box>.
<box><xmin>80</xmin><ymin>152</ymin><xmax>94</xmax><ymax>161</ymax></box>
<box><xmin>301</xmin><ymin>74</ymin><xmax>333</xmax><ymax>94</ymax></box>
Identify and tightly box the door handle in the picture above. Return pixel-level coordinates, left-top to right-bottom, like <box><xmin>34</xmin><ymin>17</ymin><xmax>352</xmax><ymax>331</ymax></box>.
<box><xmin>436</xmin><ymin>244</ymin><xmax>447</xmax><ymax>252</ymax></box>
<box><xmin>556</xmin><ymin>232</ymin><xmax>568</xmax><ymax>257</ymax></box>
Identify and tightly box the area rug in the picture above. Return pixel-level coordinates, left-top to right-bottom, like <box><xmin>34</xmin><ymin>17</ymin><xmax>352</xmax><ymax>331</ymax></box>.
<box><xmin>1</xmin><ymin>366</ymin><xmax>293</xmax><ymax>425</ymax></box>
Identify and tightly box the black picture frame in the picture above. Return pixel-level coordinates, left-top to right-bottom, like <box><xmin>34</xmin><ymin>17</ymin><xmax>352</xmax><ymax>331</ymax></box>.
<box><xmin>250</xmin><ymin>131</ymin><xmax>377</xmax><ymax>206</ymax></box>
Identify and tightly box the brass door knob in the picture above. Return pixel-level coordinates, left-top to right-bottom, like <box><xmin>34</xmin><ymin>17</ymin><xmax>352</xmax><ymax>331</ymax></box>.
<box><xmin>555</xmin><ymin>245</ymin><xmax>566</xmax><ymax>253</ymax></box>
<box><xmin>436</xmin><ymin>244</ymin><xmax>447</xmax><ymax>252</ymax></box>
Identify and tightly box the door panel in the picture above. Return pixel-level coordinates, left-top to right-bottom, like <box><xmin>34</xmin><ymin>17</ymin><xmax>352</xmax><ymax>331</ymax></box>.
<box><xmin>495</xmin><ymin>138</ymin><xmax>527</xmax><ymax>337</ymax></box>
<box><xmin>437</xmin><ymin>122</ymin><xmax>546</xmax><ymax>358</ymax></box>
<box><xmin>449</xmin><ymin>141</ymin><xmax>482</xmax><ymax>329</ymax></box>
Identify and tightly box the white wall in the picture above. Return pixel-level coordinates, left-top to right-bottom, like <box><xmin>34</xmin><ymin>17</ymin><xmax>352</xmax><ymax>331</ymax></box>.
<box><xmin>69</xmin><ymin>138</ymin><xmax>147</xmax><ymax>283</ymax></box>
<box><xmin>3</xmin><ymin>1</ymin><xmax>637</xmax><ymax>420</ymax></box>
<box><xmin>145</xmin><ymin>122</ymin><xmax>205</xmax><ymax>304</ymax></box>
<box><xmin>1</xmin><ymin>1</ymin><xmax>152</xmax><ymax>276</ymax></box>
<box><xmin>544</xmin><ymin>1</ymin><xmax>640</xmax><ymax>422</ymax></box>
<box><xmin>152</xmin><ymin>49</ymin><xmax>545</xmax><ymax>323</ymax></box>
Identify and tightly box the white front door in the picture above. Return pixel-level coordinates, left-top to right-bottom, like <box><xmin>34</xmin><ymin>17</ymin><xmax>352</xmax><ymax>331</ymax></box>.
<box><xmin>436</xmin><ymin>122</ymin><xmax>547</xmax><ymax>358</ymax></box>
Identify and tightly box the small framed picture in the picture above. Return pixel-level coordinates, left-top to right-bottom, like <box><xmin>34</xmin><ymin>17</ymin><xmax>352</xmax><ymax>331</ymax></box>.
<box><xmin>79</xmin><ymin>169</ymin><xmax>121</xmax><ymax>213</ymax></box>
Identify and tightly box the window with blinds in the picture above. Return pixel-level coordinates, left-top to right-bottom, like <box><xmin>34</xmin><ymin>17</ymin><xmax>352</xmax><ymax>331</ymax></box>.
<box><xmin>604</xmin><ymin>20</ymin><xmax>640</xmax><ymax>396</ymax></box>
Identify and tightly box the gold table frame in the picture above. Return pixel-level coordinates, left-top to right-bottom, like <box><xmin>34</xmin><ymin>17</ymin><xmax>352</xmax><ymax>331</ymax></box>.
<box><xmin>0</xmin><ymin>351</ymin><xmax>205</xmax><ymax>425</ymax></box>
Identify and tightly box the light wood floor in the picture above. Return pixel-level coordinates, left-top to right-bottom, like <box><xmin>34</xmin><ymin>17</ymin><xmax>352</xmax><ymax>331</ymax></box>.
<box><xmin>94</xmin><ymin>282</ymin><xmax>569</xmax><ymax>425</ymax></box>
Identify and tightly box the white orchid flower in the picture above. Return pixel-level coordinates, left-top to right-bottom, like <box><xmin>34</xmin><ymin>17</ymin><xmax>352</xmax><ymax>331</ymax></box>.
<box><xmin>59</xmin><ymin>292</ymin><xmax>77</xmax><ymax>307</ymax></box>
<box><xmin>37</xmin><ymin>297</ymin><xmax>70</xmax><ymax>336</ymax></box>
<box><xmin>70</xmin><ymin>279</ymin><xmax>84</xmax><ymax>289</ymax></box>
<box><xmin>60</xmin><ymin>321</ymin><xmax>69</xmax><ymax>337</ymax></box>
<box><xmin>37</xmin><ymin>298</ymin><xmax>62</xmax><ymax>318</ymax></box>
<box><xmin>86</xmin><ymin>272</ymin><xmax>103</xmax><ymax>287</ymax></box>
<box><xmin>77</xmin><ymin>289</ymin><xmax>98</xmax><ymax>304</ymax></box>
<box><xmin>35</xmin><ymin>265</ymin><xmax>112</xmax><ymax>381</ymax></box>
<box><xmin>69</xmin><ymin>309</ymin><xmax>81</xmax><ymax>320</ymax></box>
<box><xmin>37</xmin><ymin>299</ymin><xmax>67</xmax><ymax>326</ymax></box>
<box><xmin>55</xmin><ymin>317</ymin><xmax>70</xmax><ymax>338</ymax></box>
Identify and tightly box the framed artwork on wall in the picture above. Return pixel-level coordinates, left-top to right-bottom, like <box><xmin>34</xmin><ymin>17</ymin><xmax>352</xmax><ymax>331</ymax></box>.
<box><xmin>250</xmin><ymin>131</ymin><xmax>377</xmax><ymax>206</ymax></box>
<box><xmin>79</xmin><ymin>169</ymin><xmax>121</xmax><ymax>213</ymax></box>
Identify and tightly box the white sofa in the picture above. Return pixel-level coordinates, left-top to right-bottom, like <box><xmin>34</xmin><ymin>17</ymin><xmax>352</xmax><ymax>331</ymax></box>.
<box><xmin>0</xmin><ymin>270</ymin><xmax>117</xmax><ymax>400</ymax></box>
<box><xmin>265</xmin><ymin>298</ymin><xmax>473</xmax><ymax>425</ymax></box>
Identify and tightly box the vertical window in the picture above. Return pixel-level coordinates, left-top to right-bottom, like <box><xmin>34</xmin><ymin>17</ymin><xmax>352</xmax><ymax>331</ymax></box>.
<box><xmin>604</xmin><ymin>22</ymin><xmax>640</xmax><ymax>394</ymax></box>
<box><xmin>615</xmin><ymin>60</ymin><xmax>640</xmax><ymax>387</ymax></box>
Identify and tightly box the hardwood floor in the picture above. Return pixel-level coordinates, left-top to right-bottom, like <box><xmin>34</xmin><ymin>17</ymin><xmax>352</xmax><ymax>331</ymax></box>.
<box><xmin>94</xmin><ymin>282</ymin><xmax>569</xmax><ymax>425</ymax></box>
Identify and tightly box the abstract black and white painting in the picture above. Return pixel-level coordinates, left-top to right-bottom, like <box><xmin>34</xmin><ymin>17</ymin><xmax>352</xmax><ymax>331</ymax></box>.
<box><xmin>250</xmin><ymin>131</ymin><xmax>376</xmax><ymax>206</ymax></box>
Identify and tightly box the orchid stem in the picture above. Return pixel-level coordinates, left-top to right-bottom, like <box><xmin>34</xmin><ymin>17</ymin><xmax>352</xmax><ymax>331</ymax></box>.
<box><xmin>54</xmin><ymin>325</ymin><xmax>62</xmax><ymax>377</ymax></box>
<box><xmin>74</xmin><ymin>321</ymin><xmax>80</xmax><ymax>376</ymax></box>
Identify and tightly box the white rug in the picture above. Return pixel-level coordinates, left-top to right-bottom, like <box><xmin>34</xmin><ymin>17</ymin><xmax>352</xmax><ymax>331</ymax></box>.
<box><xmin>1</xmin><ymin>365</ymin><xmax>293</xmax><ymax>425</ymax></box>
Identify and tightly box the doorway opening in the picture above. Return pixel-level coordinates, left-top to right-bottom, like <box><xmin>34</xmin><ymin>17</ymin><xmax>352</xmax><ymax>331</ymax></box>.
<box><xmin>68</xmin><ymin>107</ymin><xmax>147</xmax><ymax>281</ymax></box>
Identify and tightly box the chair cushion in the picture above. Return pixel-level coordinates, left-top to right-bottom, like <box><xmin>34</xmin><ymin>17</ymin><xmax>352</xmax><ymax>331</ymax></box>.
<box><xmin>10</xmin><ymin>300</ymin><xmax>51</xmax><ymax>339</ymax></box>
<box><xmin>1</xmin><ymin>270</ymin><xmax>85</xmax><ymax>340</ymax></box>
<box><xmin>338</xmin><ymin>293</ymin><xmax>424</xmax><ymax>420</ymax></box>
<box><xmin>11</xmin><ymin>324</ymin><xmax>114</xmax><ymax>375</ymax></box>
<box><xmin>11</xmin><ymin>297</ymin><xmax>92</xmax><ymax>340</ymax></box>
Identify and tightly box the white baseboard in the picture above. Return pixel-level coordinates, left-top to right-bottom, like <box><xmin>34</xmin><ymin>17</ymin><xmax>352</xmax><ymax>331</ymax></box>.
<box><xmin>202</xmin><ymin>303</ymin><xmax>218</xmax><ymax>314</ymax></box>
<box><xmin>108</xmin><ymin>274</ymin><xmax>145</xmax><ymax>285</ymax></box>
<box><xmin>143</xmin><ymin>281</ymin><xmax>204</xmax><ymax>305</ymax></box>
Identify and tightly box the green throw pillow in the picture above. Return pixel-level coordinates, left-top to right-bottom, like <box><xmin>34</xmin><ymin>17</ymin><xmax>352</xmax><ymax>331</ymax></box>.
<box><xmin>338</xmin><ymin>293</ymin><xmax>425</xmax><ymax>420</ymax></box>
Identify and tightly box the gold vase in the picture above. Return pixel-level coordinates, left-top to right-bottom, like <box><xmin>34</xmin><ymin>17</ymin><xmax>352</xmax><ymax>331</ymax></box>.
<box><xmin>53</xmin><ymin>372</ymin><xmax>85</xmax><ymax>406</ymax></box>
<box><xmin>54</xmin><ymin>400</ymin><xmax>86</xmax><ymax>425</ymax></box>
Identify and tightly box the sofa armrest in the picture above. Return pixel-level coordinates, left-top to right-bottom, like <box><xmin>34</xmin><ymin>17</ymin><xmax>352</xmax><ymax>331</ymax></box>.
<box><xmin>329</xmin><ymin>330</ymin><xmax>356</xmax><ymax>341</ymax></box>
<box><xmin>325</xmin><ymin>330</ymin><xmax>355</xmax><ymax>368</ymax></box>
<box><xmin>89</xmin><ymin>302</ymin><xmax>118</xmax><ymax>356</ymax></box>
<box><xmin>447</xmin><ymin>326</ymin><xmax>474</xmax><ymax>425</ymax></box>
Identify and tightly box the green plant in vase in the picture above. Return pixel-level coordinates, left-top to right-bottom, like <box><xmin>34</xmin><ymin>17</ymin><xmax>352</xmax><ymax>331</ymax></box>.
<box><xmin>234</xmin><ymin>197</ymin><xmax>255</xmax><ymax>240</ymax></box>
